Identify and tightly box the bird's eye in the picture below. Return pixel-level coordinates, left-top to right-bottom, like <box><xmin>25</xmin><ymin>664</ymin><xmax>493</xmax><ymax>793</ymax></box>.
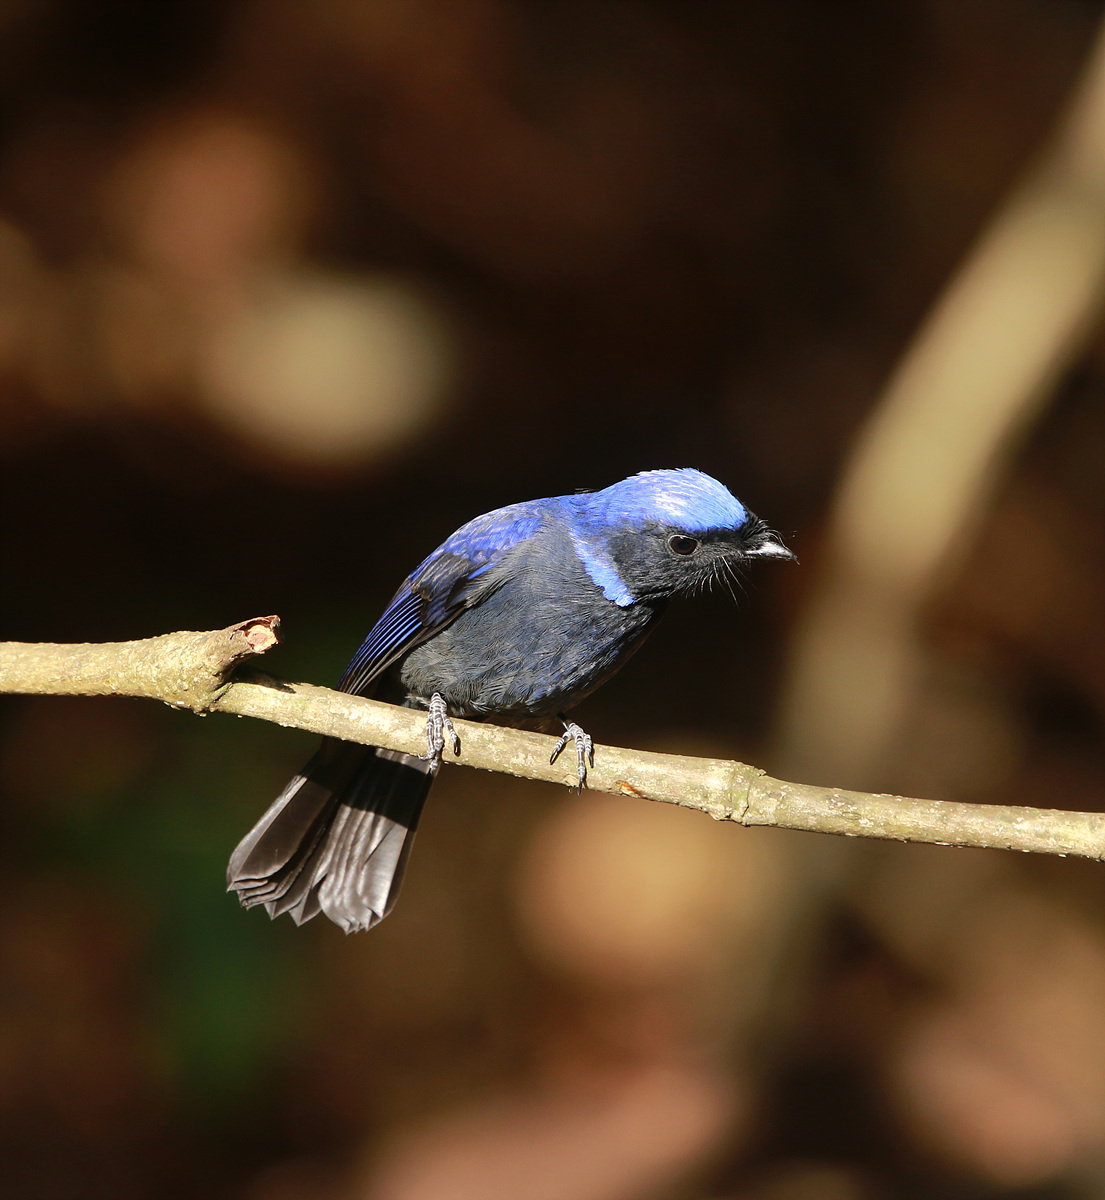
<box><xmin>668</xmin><ymin>534</ymin><xmax>700</xmax><ymax>556</ymax></box>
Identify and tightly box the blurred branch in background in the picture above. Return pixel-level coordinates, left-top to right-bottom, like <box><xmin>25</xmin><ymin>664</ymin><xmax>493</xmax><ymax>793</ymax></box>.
<box><xmin>758</xmin><ymin>12</ymin><xmax>1105</xmax><ymax>1191</ymax></box>
<box><xmin>4</xmin><ymin>620</ymin><xmax>1105</xmax><ymax>862</ymax></box>
<box><xmin>775</xmin><ymin>13</ymin><xmax>1105</xmax><ymax>789</ymax></box>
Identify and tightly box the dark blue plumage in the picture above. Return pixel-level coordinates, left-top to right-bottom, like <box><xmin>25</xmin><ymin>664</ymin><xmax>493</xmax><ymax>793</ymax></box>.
<box><xmin>228</xmin><ymin>469</ymin><xmax>794</xmax><ymax>932</ymax></box>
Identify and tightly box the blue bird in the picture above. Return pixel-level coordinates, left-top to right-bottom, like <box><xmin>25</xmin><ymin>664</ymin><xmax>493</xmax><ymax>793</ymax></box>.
<box><xmin>227</xmin><ymin>469</ymin><xmax>794</xmax><ymax>932</ymax></box>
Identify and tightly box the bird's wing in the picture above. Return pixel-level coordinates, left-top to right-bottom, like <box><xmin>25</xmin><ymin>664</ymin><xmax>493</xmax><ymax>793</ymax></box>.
<box><xmin>337</xmin><ymin>502</ymin><xmax>547</xmax><ymax>695</ymax></box>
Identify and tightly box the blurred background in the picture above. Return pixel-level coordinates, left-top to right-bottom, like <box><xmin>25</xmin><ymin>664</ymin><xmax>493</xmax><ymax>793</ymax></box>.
<box><xmin>0</xmin><ymin>1</ymin><xmax>1103</xmax><ymax>1197</ymax></box>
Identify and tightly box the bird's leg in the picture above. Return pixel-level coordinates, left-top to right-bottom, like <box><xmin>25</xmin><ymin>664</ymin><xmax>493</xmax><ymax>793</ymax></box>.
<box><xmin>549</xmin><ymin>717</ymin><xmax>594</xmax><ymax>792</ymax></box>
<box><xmin>422</xmin><ymin>692</ymin><xmax>460</xmax><ymax>766</ymax></box>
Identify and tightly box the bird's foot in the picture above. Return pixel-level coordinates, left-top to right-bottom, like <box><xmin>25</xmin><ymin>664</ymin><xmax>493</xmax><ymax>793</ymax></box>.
<box><xmin>422</xmin><ymin>692</ymin><xmax>460</xmax><ymax>766</ymax></box>
<box><xmin>550</xmin><ymin>720</ymin><xmax>594</xmax><ymax>792</ymax></box>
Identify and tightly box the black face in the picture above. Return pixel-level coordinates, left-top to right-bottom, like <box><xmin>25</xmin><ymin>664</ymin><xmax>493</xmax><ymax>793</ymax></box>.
<box><xmin>606</xmin><ymin>514</ymin><xmax>788</xmax><ymax>601</ymax></box>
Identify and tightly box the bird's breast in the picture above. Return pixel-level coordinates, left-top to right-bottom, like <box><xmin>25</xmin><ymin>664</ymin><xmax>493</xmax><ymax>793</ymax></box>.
<box><xmin>395</xmin><ymin>571</ymin><xmax>660</xmax><ymax>721</ymax></box>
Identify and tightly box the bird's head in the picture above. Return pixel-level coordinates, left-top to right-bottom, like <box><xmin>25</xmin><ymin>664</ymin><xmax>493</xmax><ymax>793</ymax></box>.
<box><xmin>572</xmin><ymin>468</ymin><xmax>795</xmax><ymax>605</ymax></box>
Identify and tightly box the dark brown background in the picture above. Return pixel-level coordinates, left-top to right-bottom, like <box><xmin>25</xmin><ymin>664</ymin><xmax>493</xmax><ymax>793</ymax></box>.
<box><xmin>0</xmin><ymin>2</ymin><xmax>1103</xmax><ymax>1198</ymax></box>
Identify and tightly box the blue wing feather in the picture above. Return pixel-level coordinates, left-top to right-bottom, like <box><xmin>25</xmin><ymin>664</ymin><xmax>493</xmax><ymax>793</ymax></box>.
<box><xmin>337</xmin><ymin>501</ymin><xmax>547</xmax><ymax>695</ymax></box>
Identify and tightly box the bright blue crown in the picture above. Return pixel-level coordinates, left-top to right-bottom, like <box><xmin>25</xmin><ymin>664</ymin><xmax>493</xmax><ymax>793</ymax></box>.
<box><xmin>586</xmin><ymin>468</ymin><xmax>749</xmax><ymax>533</ymax></box>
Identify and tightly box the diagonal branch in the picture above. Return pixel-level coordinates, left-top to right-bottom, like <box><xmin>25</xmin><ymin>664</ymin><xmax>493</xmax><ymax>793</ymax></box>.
<box><xmin>2</xmin><ymin>618</ymin><xmax>1103</xmax><ymax>862</ymax></box>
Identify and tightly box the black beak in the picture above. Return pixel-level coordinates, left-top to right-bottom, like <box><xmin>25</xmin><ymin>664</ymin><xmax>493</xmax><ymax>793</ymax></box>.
<box><xmin>747</xmin><ymin>538</ymin><xmax>797</xmax><ymax>562</ymax></box>
<box><xmin>741</xmin><ymin>516</ymin><xmax>798</xmax><ymax>563</ymax></box>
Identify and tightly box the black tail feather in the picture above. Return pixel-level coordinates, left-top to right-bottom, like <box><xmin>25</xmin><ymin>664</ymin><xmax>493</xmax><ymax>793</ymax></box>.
<box><xmin>227</xmin><ymin>738</ymin><xmax>434</xmax><ymax>932</ymax></box>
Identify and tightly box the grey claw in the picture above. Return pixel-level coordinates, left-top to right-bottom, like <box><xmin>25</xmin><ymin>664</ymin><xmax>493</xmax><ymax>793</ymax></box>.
<box><xmin>550</xmin><ymin>721</ymin><xmax>594</xmax><ymax>791</ymax></box>
<box><xmin>423</xmin><ymin>692</ymin><xmax>460</xmax><ymax>765</ymax></box>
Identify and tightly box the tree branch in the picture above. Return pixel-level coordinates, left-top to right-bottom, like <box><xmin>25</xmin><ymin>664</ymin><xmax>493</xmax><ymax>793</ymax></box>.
<box><xmin>0</xmin><ymin>616</ymin><xmax>281</xmax><ymax>709</ymax></box>
<box><xmin>2</xmin><ymin>619</ymin><xmax>1103</xmax><ymax>862</ymax></box>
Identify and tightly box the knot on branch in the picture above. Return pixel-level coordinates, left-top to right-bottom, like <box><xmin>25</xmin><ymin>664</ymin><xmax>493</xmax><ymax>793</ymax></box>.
<box><xmin>151</xmin><ymin>617</ymin><xmax>281</xmax><ymax>711</ymax></box>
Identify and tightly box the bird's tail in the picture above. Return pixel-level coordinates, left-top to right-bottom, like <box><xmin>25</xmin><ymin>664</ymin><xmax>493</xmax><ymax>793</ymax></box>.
<box><xmin>227</xmin><ymin>738</ymin><xmax>434</xmax><ymax>933</ymax></box>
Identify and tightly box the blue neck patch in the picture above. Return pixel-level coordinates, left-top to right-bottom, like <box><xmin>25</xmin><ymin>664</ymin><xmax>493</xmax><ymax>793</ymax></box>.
<box><xmin>568</xmin><ymin>528</ymin><xmax>635</xmax><ymax>607</ymax></box>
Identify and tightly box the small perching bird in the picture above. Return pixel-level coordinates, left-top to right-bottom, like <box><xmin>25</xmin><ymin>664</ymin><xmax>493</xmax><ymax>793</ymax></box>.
<box><xmin>228</xmin><ymin>469</ymin><xmax>795</xmax><ymax>932</ymax></box>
